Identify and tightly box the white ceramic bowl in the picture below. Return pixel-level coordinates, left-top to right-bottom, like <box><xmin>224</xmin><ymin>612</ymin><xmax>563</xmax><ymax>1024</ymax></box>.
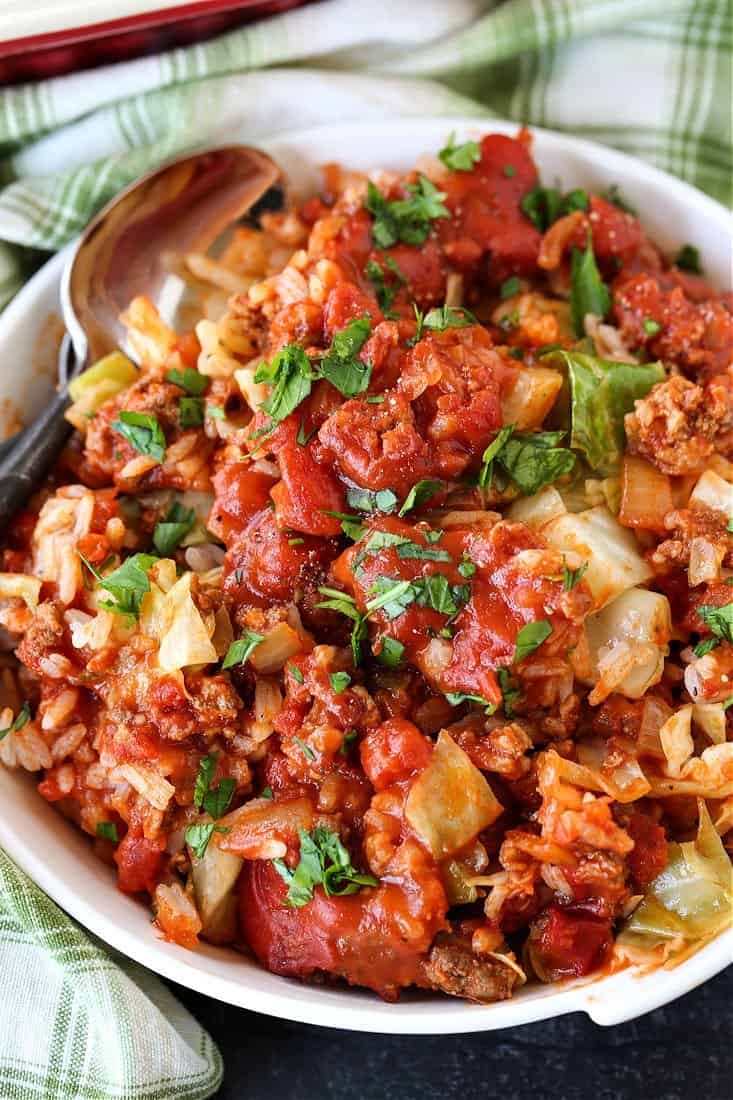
<box><xmin>0</xmin><ymin>119</ymin><xmax>731</xmax><ymax>1033</ymax></box>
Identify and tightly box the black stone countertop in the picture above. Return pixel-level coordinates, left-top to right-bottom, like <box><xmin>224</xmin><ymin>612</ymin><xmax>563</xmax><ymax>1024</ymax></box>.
<box><xmin>169</xmin><ymin>966</ymin><xmax>731</xmax><ymax>1099</ymax></box>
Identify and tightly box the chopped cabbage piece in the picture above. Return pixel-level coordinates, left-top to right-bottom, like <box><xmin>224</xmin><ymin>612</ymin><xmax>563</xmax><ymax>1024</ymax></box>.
<box><xmin>584</xmin><ymin>587</ymin><xmax>671</xmax><ymax>700</ymax></box>
<box><xmin>542</xmin><ymin>506</ymin><xmax>653</xmax><ymax>610</ymax></box>
<box><xmin>688</xmin><ymin>470</ymin><xmax>733</xmax><ymax>523</ymax></box>
<box><xmin>548</xmin><ymin>350</ymin><xmax>664</xmax><ymax>474</ymax></box>
<box><xmin>157</xmin><ymin>570</ymin><xmax>217</xmax><ymax>672</ymax></box>
<box><xmin>190</xmin><ymin>832</ymin><xmax>243</xmax><ymax>941</ymax></box>
<box><xmin>506</xmin><ymin>486</ymin><xmax>567</xmax><ymax>529</ymax></box>
<box><xmin>405</xmin><ymin>731</ymin><xmax>503</xmax><ymax>859</ymax></box>
<box><xmin>68</xmin><ymin>351</ymin><xmax>137</xmax><ymax>402</ymax></box>
<box><xmin>620</xmin><ymin>801</ymin><xmax>732</xmax><ymax>955</ymax></box>
<box><xmin>501</xmin><ymin>366</ymin><xmax>563</xmax><ymax>431</ymax></box>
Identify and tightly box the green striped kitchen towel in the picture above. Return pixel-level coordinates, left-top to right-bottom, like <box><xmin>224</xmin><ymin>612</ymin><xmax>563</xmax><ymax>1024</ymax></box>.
<box><xmin>0</xmin><ymin>0</ymin><xmax>730</xmax><ymax>307</ymax></box>
<box><xmin>0</xmin><ymin>1</ymin><xmax>730</xmax><ymax>1096</ymax></box>
<box><xmin>0</xmin><ymin>849</ymin><xmax>223</xmax><ymax>1099</ymax></box>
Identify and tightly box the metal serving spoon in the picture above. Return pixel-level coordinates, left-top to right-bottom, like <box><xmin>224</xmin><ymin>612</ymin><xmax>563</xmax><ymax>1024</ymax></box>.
<box><xmin>0</xmin><ymin>145</ymin><xmax>282</xmax><ymax>529</ymax></box>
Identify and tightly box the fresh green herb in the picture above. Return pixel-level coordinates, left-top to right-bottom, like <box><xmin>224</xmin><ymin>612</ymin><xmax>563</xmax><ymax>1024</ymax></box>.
<box><xmin>548</xmin><ymin>350</ymin><xmax>665</xmax><ymax>474</ymax></box>
<box><xmin>111</xmin><ymin>410</ymin><xmax>166</xmax><ymax>462</ymax></box>
<box><xmin>396</xmin><ymin>542</ymin><xmax>452</xmax><ymax>563</ymax></box>
<box><xmin>296</xmin><ymin>418</ymin><xmax>317</xmax><ymax>446</ymax></box>
<box><xmin>521</xmin><ymin>186</ymin><xmax>562</xmax><ymax>231</ymax></box>
<box><xmin>254</xmin><ymin>343</ymin><xmax>315</xmax><ymax>428</ymax></box>
<box><xmin>479</xmin><ymin>424</ymin><xmax>515</xmax><ymax>490</ymax></box>
<box><xmin>500</xmin><ymin>276</ymin><xmax>521</xmax><ymax>300</ymax></box>
<box><xmin>514</xmin><ymin>620</ymin><xmax>553</xmax><ymax>663</ymax></box>
<box><xmin>497</xmin><ymin>667</ymin><xmax>521</xmax><ymax>718</ymax></box>
<box><xmin>206</xmin><ymin>405</ymin><xmax>226</xmax><ymax>420</ymax></box>
<box><xmin>339</xmin><ymin>729</ymin><xmax>359</xmax><ymax>755</ymax></box>
<box><xmin>365</xmin><ymin>176</ymin><xmax>450</xmax><ymax>249</ymax></box>
<box><xmin>722</xmin><ymin>696</ymin><xmax>733</xmax><ymax>711</ymax></box>
<box><xmin>366</xmin><ymin>577</ymin><xmax>417</xmax><ymax>620</ymax></box>
<box><xmin>499</xmin><ymin>309</ymin><xmax>520</xmax><ymax>332</ymax></box>
<box><xmin>422</xmin><ymin>305</ymin><xmax>478</xmax><ymax>331</ymax></box>
<box><xmin>96</xmin><ymin>821</ymin><xmax>119</xmax><ymax>843</ymax></box>
<box><xmin>153</xmin><ymin>501</ymin><xmax>196</xmax><ymax>556</ymax></box>
<box><xmin>329</xmin><ymin>671</ymin><xmax>352</xmax><ymax>694</ymax></box>
<box><xmin>185</xmin><ymin>822</ymin><xmax>230</xmax><ymax>861</ymax></box>
<box><xmin>366</xmin><ymin>394</ymin><xmax>385</xmax><ymax>404</ymax></box>
<box><xmin>458</xmin><ymin>554</ymin><xmax>476</xmax><ymax>579</ymax></box>
<box><xmin>366</xmin><ymin>257</ymin><xmax>407</xmax><ymax>317</ymax></box>
<box><xmin>695</xmin><ymin>603</ymin><xmax>733</xmax><ymax>644</ymax></box>
<box><xmin>410</xmin><ymin>304</ymin><xmax>425</xmax><ymax>346</ymax></box>
<box><xmin>222</xmin><ymin>630</ymin><xmax>265</xmax><ymax>669</ymax></box>
<box><xmin>438</xmin><ymin>133</ymin><xmax>481</xmax><ymax>172</ymax></box>
<box><xmin>675</xmin><ymin>243</ymin><xmax>702</xmax><ymax>274</ymax></box>
<box><xmin>293</xmin><ymin>736</ymin><xmax>316</xmax><ymax>763</ymax></box>
<box><xmin>0</xmin><ymin>701</ymin><xmax>30</xmax><ymax>742</ymax></box>
<box><xmin>415</xmin><ymin>574</ymin><xmax>469</xmax><ymax>616</ymax></box>
<box><xmin>602</xmin><ymin>184</ymin><xmax>636</xmax><ymax>215</ymax></box>
<box><xmin>562</xmin><ymin>189</ymin><xmax>589</xmax><ymax>214</ymax></box>
<box><xmin>261</xmin><ymin>786</ymin><xmax>274</xmax><ymax>799</ymax></box>
<box><xmin>346</xmin><ymin>487</ymin><xmax>398</xmax><ymax>514</ymax></box>
<box><xmin>375</xmin><ymin>636</ymin><xmax>404</xmax><ymax>668</ymax></box>
<box><xmin>288</xmin><ymin>663</ymin><xmax>304</xmax><ymax>684</ymax></box>
<box><xmin>481</xmin><ymin>427</ymin><xmax>575</xmax><ymax>495</ymax></box>
<box><xmin>643</xmin><ymin>318</ymin><xmax>661</xmax><ymax>336</ymax></box>
<box><xmin>273</xmin><ymin>826</ymin><xmax>377</xmax><ymax>907</ymax></box>
<box><xmin>399</xmin><ymin>479</ymin><xmax>442</xmax><ymax>516</ymax></box>
<box><xmin>563</xmin><ymin>560</ymin><xmax>589</xmax><ymax>591</ymax></box>
<box><xmin>193</xmin><ymin>754</ymin><xmax>217</xmax><ymax>809</ymax></box>
<box><xmin>203</xmin><ymin>778</ymin><xmax>235</xmax><ymax>820</ymax></box>
<box><xmin>82</xmin><ymin>552</ymin><xmax>158</xmax><ymax>618</ymax></box>
<box><xmin>693</xmin><ymin>637</ymin><xmax>720</xmax><ymax>658</ymax></box>
<box><xmin>423</xmin><ymin>529</ymin><xmax>444</xmax><ymax>544</ymax></box>
<box><xmin>444</xmin><ymin>691</ymin><xmax>497</xmax><ymax>713</ymax></box>
<box><xmin>315</xmin><ymin>587</ymin><xmax>367</xmax><ymax>666</ymax></box>
<box><xmin>321</xmin><ymin>510</ymin><xmax>367</xmax><ymax>541</ymax></box>
<box><xmin>165</xmin><ymin>367</ymin><xmax>208</xmax><ymax>395</ymax></box>
<box><xmin>570</xmin><ymin>229</ymin><xmax>611</xmax><ymax>336</ymax></box>
<box><xmin>288</xmin><ymin>537</ymin><xmax>304</xmax><ymax>546</ymax></box>
<box><xmin>503</xmin><ymin>164</ymin><xmax>516</xmax><ymax>178</ymax></box>
<box><xmin>179</xmin><ymin>396</ymin><xmax>204</xmax><ymax>428</ymax></box>
<box><xmin>318</xmin><ymin>317</ymin><xmax>373</xmax><ymax>397</ymax></box>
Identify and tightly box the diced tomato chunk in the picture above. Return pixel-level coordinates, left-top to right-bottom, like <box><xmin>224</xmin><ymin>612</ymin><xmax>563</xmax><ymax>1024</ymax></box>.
<box><xmin>529</xmin><ymin>904</ymin><xmax>613</xmax><ymax>980</ymax></box>
<box><xmin>360</xmin><ymin>718</ymin><xmax>433</xmax><ymax>791</ymax></box>
<box><xmin>209</xmin><ymin>463</ymin><xmax>277</xmax><ymax>542</ymax></box>
<box><xmin>323</xmin><ymin>281</ymin><xmax>381</xmax><ymax>338</ymax></box>
<box><xmin>114</xmin><ymin>829</ymin><xmax>165</xmax><ymax>895</ymax></box>
<box><xmin>626</xmin><ymin>812</ymin><xmax>668</xmax><ymax>889</ymax></box>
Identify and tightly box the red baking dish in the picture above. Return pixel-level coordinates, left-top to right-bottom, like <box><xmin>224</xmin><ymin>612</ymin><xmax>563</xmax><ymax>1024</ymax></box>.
<box><xmin>0</xmin><ymin>1</ymin><xmax>309</xmax><ymax>85</ymax></box>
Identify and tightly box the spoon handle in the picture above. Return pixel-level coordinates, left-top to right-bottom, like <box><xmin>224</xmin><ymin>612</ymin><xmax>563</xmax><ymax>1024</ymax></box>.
<box><xmin>0</xmin><ymin>387</ymin><xmax>71</xmax><ymax>531</ymax></box>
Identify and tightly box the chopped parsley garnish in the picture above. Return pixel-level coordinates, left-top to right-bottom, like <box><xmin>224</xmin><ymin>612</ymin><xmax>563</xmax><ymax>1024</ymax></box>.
<box><xmin>0</xmin><ymin>701</ymin><xmax>30</xmax><ymax>742</ymax></box>
<box><xmin>366</xmin><ymin>256</ymin><xmax>407</xmax><ymax>317</ymax></box>
<box><xmin>339</xmin><ymin>729</ymin><xmax>359</xmax><ymax>755</ymax></box>
<box><xmin>514</xmin><ymin>620</ymin><xmax>553</xmax><ymax>663</ymax></box>
<box><xmin>179</xmin><ymin>396</ymin><xmax>204</xmax><ymax>428</ymax></box>
<box><xmin>503</xmin><ymin>164</ymin><xmax>516</xmax><ymax>178</ymax></box>
<box><xmin>346</xmin><ymin>486</ymin><xmax>398</xmax><ymax>514</ymax></box>
<box><xmin>222</xmin><ymin>630</ymin><xmax>265</xmax><ymax>669</ymax></box>
<box><xmin>479</xmin><ymin>426</ymin><xmax>575</xmax><ymax>495</ymax></box>
<box><xmin>206</xmin><ymin>404</ymin><xmax>225</xmax><ymax>419</ymax></box>
<box><xmin>273</xmin><ymin>826</ymin><xmax>377</xmax><ymax>908</ymax></box>
<box><xmin>193</xmin><ymin>753</ymin><xmax>236</xmax><ymax>819</ymax></box>
<box><xmin>329</xmin><ymin>671</ymin><xmax>352</xmax><ymax>694</ymax></box>
<box><xmin>261</xmin><ymin>786</ymin><xmax>274</xmax><ymax>799</ymax></box>
<box><xmin>254</xmin><ymin>343</ymin><xmax>315</xmax><ymax>427</ymax></box>
<box><xmin>398</xmin><ymin>479</ymin><xmax>442</xmax><ymax>516</ymax></box>
<box><xmin>396</xmin><ymin>542</ymin><xmax>452</xmax><ymax>563</ymax></box>
<box><xmin>570</xmin><ymin>229</ymin><xmax>611</xmax><ymax>337</ymax></box>
<box><xmin>675</xmin><ymin>243</ymin><xmax>702</xmax><ymax>273</ymax></box>
<box><xmin>375</xmin><ymin>636</ymin><xmax>404</xmax><ymax>668</ymax></box>
<box><xmin>497</xmin><ymin>667</ymin><xmax>521</xmax><ymax>718</ymax></box>
<box><xmin>317</xmin><ymin>317</ymin><xmax>373</xmax><ymax>396</ymax></box>
<box><xmin>315</xmin><ymin>587</ymin><xmax>367</xmax><ymax>666</ymax></box>
<box><xmin>79</xmin><ymin>551</ymin><xmax>158</xmax><ymax>618</ymax></box>
<box><xmin>366</xmin><ymin>577</ymin><xmax>416</xmax><ymax>619</ymax></box>
<box><xmin>563</xmin><ymin>189</ymin><xmax>589</xmax><ymax>213</ymax></box>
<box><xmin>438</xmin><ymin>133</ymin><xmax>481</xmax><ymax>172</ymax></box>
<box><xmin>293</xmin><ymin>736</ymin><xmax>316</xmax><ymax>763</ymax></box>
<box><xmin>601</xmin><ymin>184</ymin><xmax>636</xmax><ymax>215</ymax></box>
<box><xmin>521</xmin><ymin>186</ymin><xmax>563</xmax><ymax>231</ymax></box>
<box><xmin>643</xmin><ymin>318</ymin><xmax>661</xmax><ymax>336</ymax></box>
<box><xmin>185</xmin><ymin>822</ymin><xmax>230</xmax><ymax>861</ymax></box>
<box><xmin>458</xmin><ymin>554</ymin><xmax>476</xmax><ymax>579</ymax></box>
<box><xmin>296</xmin><ymin>419</ymin><xmax>317</xmax><ymax>446</ymax></box>
<box><xmin>695</xmin><ymin>602</ymin><xmax>733</xmax><ymax>645</ymax></box>
<box><xmin>165</xmin><ymin>367</ymin><xmax>208</xmax><ymax>395</ymax></box>
<box><xmin>444</xmin><ymin>691</ymin><xmax>497</xmax><ymax>713</ymax></box>
<box><xmin>111</xmin><ymin>410</ymin><xmax>166</xmax><ymax>463</ymax></box>
<box><xmin>562</xmin><ymin>560</ymin><xmax>589</xmax><ymax>591</ymax></box>
<box><xmin>96</xmin><ymin>821</ymin><xmax>119</xmax><ymax>843</ymax></box>
<box><xmin>288</xmin><ymin>663</ymin><xmax>304</xmax><ymax>684</ymax></box>
<box><xmin>153</xmin><ymin>501</ymin><xmax>196</xmax><ymax>556</ymax></box>
<box><xmin>365</xmin><ymin>175</ymin><xmax>450</xmax><ymax>249</ymax></box>
<box><xmin>422</xmin><ymin>305</ymin><xmax>478</xmax><ymax>331</ymax></box>
<box><xmin>500</xmin><ymin>276</ymin><xmax>521</xmax><ymax>300</ymax></box>
<box><xmin>693</xmin><ymin>637</ymin><xmax>720</xmax><ymax>658</ymax></box>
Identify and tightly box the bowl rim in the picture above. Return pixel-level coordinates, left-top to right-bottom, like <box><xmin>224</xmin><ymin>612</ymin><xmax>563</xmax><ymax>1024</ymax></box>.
<box><xmin>0</xmin><ymin>115</ymin><xmax>731</xmax><ymax>1034</ymax></box>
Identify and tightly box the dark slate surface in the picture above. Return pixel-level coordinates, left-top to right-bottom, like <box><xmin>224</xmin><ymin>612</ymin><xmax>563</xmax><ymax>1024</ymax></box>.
<box><xmin>169</xmin><ymin>966</ymin><xmax>732</xmax><ymax>1099</ymax></box>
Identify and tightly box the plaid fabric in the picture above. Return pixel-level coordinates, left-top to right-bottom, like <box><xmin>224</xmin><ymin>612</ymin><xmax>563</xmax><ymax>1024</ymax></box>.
<box><xmin>0</xmin><ymin>0</ymin><xmax>730</xmax><ymax>306</ymax></box>
<box><xmin>0</xmin><ymin>0</ymin><xmax>730</xmax><ymax>1094</ymax></box>
<box><xmin>0</xmin><ymin>849</ymin><xmax>222</xmax><ymax>1099</ymax></box>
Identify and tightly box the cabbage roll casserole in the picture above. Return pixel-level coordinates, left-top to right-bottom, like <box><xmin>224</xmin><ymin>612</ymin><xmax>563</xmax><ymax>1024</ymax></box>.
<box><xmin>1</xmin><ymin>129</ymin><xmax>731</xmax><ymax>1003</ymax></box>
